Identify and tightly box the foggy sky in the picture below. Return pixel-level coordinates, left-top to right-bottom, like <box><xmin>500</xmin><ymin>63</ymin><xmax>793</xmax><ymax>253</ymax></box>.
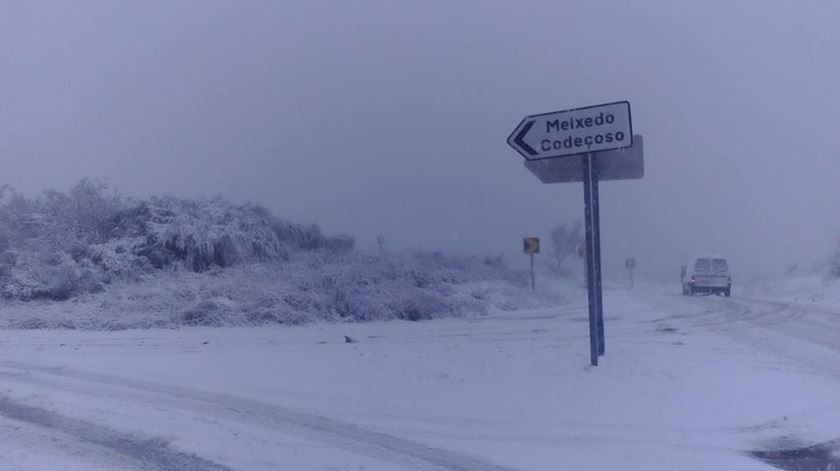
<box><xmin>2</xmin><ymin>1</ymin><xmax>839</xmax><ymax>281</ymax></box>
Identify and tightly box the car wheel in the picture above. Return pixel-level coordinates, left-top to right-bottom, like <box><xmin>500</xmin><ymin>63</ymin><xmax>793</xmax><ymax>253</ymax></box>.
<box><xmin>724</xmin><ymin>286</ymin><xmax>731</xmax><ymax>297</ymax></box>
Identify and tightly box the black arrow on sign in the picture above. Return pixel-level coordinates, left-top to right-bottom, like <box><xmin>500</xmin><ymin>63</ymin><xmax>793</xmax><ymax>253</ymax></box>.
<box><xmin>512</xmin><ymin>120</ymin><xmax>538</xmax><ymax>157</ymax></box>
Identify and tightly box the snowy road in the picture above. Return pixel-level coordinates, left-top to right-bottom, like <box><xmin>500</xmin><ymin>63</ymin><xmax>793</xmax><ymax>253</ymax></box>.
<box><xmin>651</xmin><ymin>291</ymin><xmax>840</xmax><ymax>379</ymax></box>
<box><xmin>2</xmin><ymin>288</ymin><xmax>840</xmax><ymax>470</ymax></box>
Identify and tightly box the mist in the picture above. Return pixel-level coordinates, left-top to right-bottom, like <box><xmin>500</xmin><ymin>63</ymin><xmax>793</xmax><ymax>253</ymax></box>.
<box><xmin>2</xmin><ymin>0</ymin><xmax>838</xmax><ymax>282</ymax></box>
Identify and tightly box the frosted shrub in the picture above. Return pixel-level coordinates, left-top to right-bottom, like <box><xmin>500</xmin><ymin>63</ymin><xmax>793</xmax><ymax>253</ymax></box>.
<box><xmin>1</xmin><ymin>250</ymin><xmax>101</xmax><ymax>300</ymax></box>
<box><xmin>388</xmin><ymin>289</ymin><xmax>454</xmax><ymax>321</ymax></box>
<box><xmin>0</xmin><ymin>181</ymin><xmax>356</xmax><ymax>299</ymax></box>
<box><xmin>0</xmin><ymin>248</ymin><xmax>570</xmax><ymax>330</ymax></box>
<box><xmin>0</xmin><ymin>180</ymin><xmax>570</xmax><ymax>329</ymax></box>
<box><xmin>179</xmin><ymin>297</ymin><xmax>237</xmax><ymax>327</ymax></box>
<box><xmin>88</xmin><ymin>239</ymin><xmax>150</xmax><ymax>279</ymax></box>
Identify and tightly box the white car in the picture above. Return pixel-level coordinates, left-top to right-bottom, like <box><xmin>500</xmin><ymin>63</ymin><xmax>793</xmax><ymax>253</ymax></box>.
<box><xmin>682</xmin><ymin>256</ymin><xmax>731</xmax><ymax>297</ymax></box>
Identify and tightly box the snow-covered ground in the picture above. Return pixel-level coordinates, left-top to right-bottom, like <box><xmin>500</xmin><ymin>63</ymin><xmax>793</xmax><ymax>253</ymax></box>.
<box><xmin>743</xmin><ymin>275</ymin><xmax>840</xmax><ymax>309</ymax></box>
<box><xmin>3</xmin><ymin>286</ymin><xmax>840</xmax><ymax>470</ymax></box>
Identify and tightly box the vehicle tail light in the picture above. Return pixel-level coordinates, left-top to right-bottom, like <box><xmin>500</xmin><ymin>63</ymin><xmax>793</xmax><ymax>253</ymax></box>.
<box><xmin>690</xmin><ymin>276</ymin><xmax>696</xmax><ymax>283</ymax></box>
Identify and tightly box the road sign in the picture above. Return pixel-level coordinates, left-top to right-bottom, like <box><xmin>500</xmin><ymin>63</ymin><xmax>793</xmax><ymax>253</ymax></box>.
<box><xmin>523</xmin><ymin>135</ymin><xmax>644</xmax><ymax>184</ymax></box>
<box><xmin>523</xmin><ymin>237</ymin><xmax>540</xmax><ymax>291</ymax></box>
<box><xmin>508</xmin><ymin>101</ymin><xmax>633</xmax><ymax>161</ymax></box>
<box><xmin>523</xmin><ymin>237</ymin><xmax>540</xmax><ymax>254</ymax></box>
<box><xmin>507</xmin><ymin>101</ymin><xmax>641</xmax><ymax>367</ymax></box>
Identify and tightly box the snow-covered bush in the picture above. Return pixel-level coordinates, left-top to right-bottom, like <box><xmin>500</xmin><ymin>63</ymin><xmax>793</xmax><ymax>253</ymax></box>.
<box><xmin>0</xmin><ymin>180</ymin><xmax>574</xmax><ymax>329</ymax></box>
<box><xmin>1</xmin><ymin>249</ymin><xmax>102</xmax><ymax>300</ymax></box>
<box><xmin>0</xmin><ymin>181</ymin><xmax>355</xmax><ymax>299</ymax></box>
<box><xmin>0</xmin><ymin>247</ymin><xmax>574</xmax><ymax>330</ymax></box>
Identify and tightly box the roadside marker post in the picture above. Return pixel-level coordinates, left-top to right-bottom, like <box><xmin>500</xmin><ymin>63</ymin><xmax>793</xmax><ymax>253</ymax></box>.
<box><xmin>508</xmin><ymin>101</ymin><xmax>643</xmax><ymax>366</ymax></box>
<box><xmin>625</xmin><ymin>258</ymin><xmax>637</xmax><ymax>289</ymax></box>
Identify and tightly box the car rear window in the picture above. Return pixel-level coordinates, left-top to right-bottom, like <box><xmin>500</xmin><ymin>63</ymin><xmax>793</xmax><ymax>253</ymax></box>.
<box><xmin>694</xmin><ymin>259</ymin><xmax>711</xmax><ymax>272</ymax></box>
<box><xmin>712</xmin><ymin>259</ymin><xmax>728</xmax><ymax>273</ymax></box>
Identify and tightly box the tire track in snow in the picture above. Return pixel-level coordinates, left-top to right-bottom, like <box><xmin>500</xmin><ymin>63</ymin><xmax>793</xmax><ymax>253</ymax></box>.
<box><xmin>648</xmin><ymin>291</ymin><xmax>801</xmax><ymax>332</ymax></box>
<box><xmin>0</xmin><ymin>361</ymin><xmax>515</xmax><ymax>471</ymax></box>
<box><xmin>640</xmin><ymin>290</ymin><xmax>840</xmax><ymax>468</ymax></box>
<box><xmin>677</xmin><ymin>294</ymin><xmax>840</xmax><ymax>354</ymax></box>
<box><xmin>0</xmin><ymin>396</ymin><xmax>232</xmax><ymax>471</ymax></box>
<box><xmin>725</xmin><ymin>297</ymin><xmax>840</xmax><ymax>358</ymax></box>
<box><xmin>646</xmin><ymin>291</ymin><xmax>840</xmax><ymax>382</ymax></box>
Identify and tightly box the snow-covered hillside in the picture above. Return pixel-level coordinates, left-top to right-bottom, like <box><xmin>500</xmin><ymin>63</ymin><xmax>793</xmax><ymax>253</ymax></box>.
<box><xmin>0</xmin><ymin>181</ymin><xmax>574</xmax><ymax>329</ymax></box>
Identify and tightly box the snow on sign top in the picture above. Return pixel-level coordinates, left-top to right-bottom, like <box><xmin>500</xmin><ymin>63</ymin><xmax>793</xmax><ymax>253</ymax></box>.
<box><xmin>507</xmin><ymin>101</ymin><xmax>633</xmax><ymax>161</ymax></box>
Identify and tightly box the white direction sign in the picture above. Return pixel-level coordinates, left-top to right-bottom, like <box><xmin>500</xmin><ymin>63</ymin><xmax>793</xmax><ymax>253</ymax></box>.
<box><xmin>508</xmin><ymin>101</ymin><xmax>633</xmax><ymax>161</ymax></box>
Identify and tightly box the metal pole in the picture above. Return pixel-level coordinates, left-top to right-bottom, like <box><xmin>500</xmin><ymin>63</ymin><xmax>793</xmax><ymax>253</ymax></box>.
<box><xmin>591</xmin><ymin>155</ymin><xmax>605</xmax><ymax>356</ymax></box>
<box><xmin>582</xmin><ymin>154</ymin><xmax>599</xmax><ymax>366</ymax></box>
<box><xmin>530</xmin><ymin>253</ymin><xmax>535</xmax><ymax>291</ymax></box>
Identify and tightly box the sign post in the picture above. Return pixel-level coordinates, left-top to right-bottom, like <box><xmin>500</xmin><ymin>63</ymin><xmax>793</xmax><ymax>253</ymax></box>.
<box><xmin>508</xmin><ymin>101</ymin><xmax>642</xmax><ymax>367</ymax></box>
<box><xmin>582</xmin><ymin>154</ymin><xmax>601</xmax><ymax>366</ymax></box>
<box><xmin>591</xmin><ymin>156</ymin><xmax>605</xmax><ymax>356</ymax></box>
<box><xmin>523</xmin><ymin>237</ymin><xmax>540</xmax><ymax>291</ymax></box>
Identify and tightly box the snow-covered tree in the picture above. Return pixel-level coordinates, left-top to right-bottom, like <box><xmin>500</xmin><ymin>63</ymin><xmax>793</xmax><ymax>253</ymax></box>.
<box><xmin>550</xmin><ymin>221</ymin><xmax>583</xmax><ymax>274</ymax></box>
